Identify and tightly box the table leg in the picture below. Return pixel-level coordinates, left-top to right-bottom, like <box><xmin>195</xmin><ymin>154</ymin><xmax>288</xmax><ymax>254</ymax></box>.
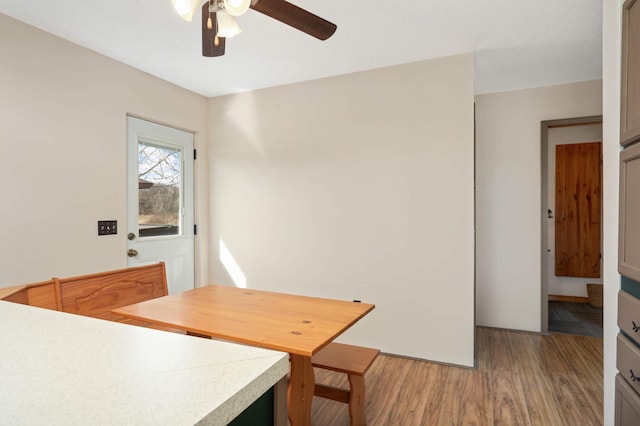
<box><xmin>288</xmin><ymin>354</ymin><xmax>314</xmax><ymax>426</ymax></box>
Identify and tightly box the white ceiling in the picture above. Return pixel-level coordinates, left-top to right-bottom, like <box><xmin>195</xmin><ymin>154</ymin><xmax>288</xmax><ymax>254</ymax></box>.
<box><xmin>0</xmin><ymin>0</ymin><xmax>602</xmax><ymax>98</ymax></box>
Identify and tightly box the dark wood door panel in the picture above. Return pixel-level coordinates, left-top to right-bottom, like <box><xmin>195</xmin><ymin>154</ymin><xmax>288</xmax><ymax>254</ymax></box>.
<box><xmin>555</xmin><ymin>142</ymin><xmax>602</xmax><ymax>277</ymax></box>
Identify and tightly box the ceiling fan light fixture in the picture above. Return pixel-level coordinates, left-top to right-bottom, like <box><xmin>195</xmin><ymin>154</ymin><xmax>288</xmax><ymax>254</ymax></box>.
<box><xmin>223</xmin><ymin>0</ymin><xmax>251</xmax><ymax>16</ymax></box>
<box><xmin>171</xmin><ymin>0</ymin><xmax>203</xmax><ymax>22</ymax></box>
<box><xmin>217</xmin><ymin>11</ymin><xmax>242</xmax><ymax>38</ymax></box>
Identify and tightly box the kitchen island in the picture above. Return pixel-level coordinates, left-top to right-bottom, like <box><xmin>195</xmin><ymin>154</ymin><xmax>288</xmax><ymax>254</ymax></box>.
<box><xmin>0</xmin><ymin>300</ymin><xmax>288</xmax><ymax>425</ymax></box>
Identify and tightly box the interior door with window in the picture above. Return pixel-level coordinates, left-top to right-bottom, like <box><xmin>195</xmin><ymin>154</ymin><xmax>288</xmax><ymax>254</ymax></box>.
<box><xmin>127</xmin><ymin>116</ymin><xmax>194</xmax><ymax>295</ymax></box>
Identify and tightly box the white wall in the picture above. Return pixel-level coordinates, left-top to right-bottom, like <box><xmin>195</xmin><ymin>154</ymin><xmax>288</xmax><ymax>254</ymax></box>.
<box><xmin>475</xmin><ymin>80</ymin><xmax>603</xmax><ymax>331</ymax></box>
<box><xmin>602</xmin><ymin>0</ymin><xmax>623</xmax><ymax>424</ymax></box>
<box><xmin>207</xmin><ymin>54</ymin><xmax>476</xmax><ymax>366</ymax></box>
<box><xmin>547</xmin><ymin>124</ymin><xmax>603</xmax><ymax>297</ymax></box>
<box><xmin>0</xmin><ymin>13</ymin><xmax>210</xmax><ymax>286</ymax></box>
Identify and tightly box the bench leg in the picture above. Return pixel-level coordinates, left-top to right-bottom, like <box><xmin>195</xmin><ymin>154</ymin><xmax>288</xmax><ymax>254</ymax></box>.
<box><xmin>348</xmin><ymin>374</ymin><xmax>366</xmax><ymax>426</ymax></box>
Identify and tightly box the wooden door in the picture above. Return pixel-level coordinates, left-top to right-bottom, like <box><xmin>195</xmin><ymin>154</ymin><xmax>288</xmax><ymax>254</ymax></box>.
<box><xmin>555</xmin><ymin>142</ymin><xmax>602</xmax><ymax>277</ymax></box>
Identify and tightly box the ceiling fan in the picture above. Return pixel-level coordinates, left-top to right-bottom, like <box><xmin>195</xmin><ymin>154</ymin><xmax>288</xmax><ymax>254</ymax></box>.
<box><xmin>171</xmin><ymin>0</ymin><xmax>337</xmax><ymax>57</ymax></box>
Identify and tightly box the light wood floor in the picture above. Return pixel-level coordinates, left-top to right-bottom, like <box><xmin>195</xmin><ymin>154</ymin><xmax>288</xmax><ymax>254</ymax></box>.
<box><xmin>311</xmin><ymin>327</ymin><xmax>603</xmax><ymax>425</ymax></box>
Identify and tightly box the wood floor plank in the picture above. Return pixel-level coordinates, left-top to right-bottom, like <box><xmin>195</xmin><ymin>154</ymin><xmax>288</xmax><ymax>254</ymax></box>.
<box><xmin>365</xmin><ymin>355</ymin><xmax>414</xmax><ymax>425</ymax></box>
<box><xmin>478</xmin><ymin>327</ymin><xmax>514</xmax><ymax>372</ymax></box>
<box><xmin>415</xmin><ymin>366</ymin><xmax>457</xmax><ymax>426</ymax></box>
<box><xmin>551</xmin><ymin>373</ymin><xmax>603</xmax><ymax>426</ymax></box>
<box><xmin>539</xmin><ymin>333</ymin><xmax>576</xmax><ymax>376</ymax></box>
<box><xmin>489</xmin><ymin>370</ymin><xmax>531</xmax><ymax>426</ymax></box>
<box><xmin>311</xmin><ymin>327</ymin><xmax>603</xmax><ymax>425</ymax></box>
<box><xmin>552</xmin><ymin>333</ymin><xmax>604</xmax><ymax>388</ymax></box>
<box><xmin>386</xmin><ymin>360</ymin><xmax>444</xmax><ymax>426</ymax></box>
<box><xmin>517</xmin><ymin>366</ymin><xmax>565</xmax><ymax>426</ymax></box>
<box><xmin>438</xmin><ymin>368</ymin><xmax>491</xmax><ymax>426</ymax></box>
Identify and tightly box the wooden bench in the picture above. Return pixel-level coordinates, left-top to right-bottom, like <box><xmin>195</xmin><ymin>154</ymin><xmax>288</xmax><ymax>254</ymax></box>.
<box><xmin>312</xmin><ymin>342</ymin><xmax>380</xmax><ymax>426</ymax></box>
<box><xmin>1</xmin><ymin>263</ymin><xmax>176</xmax><ymax>332</ymax></box>
<box><xmin>0</xmin><ymin>280</ymin><xmax>61</xmax><ymax>311</ymax></box>
<box><xmin>55</xmin><ymin>263</ymin><xmax>169</xmax><ymax>327</ymax></box>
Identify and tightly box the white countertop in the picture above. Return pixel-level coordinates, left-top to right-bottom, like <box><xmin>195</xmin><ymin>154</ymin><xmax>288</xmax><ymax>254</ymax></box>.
<box><xmin>0</xmin><ymin>301</ymin><xmax>289</xmax><ymax>425</ymax></box>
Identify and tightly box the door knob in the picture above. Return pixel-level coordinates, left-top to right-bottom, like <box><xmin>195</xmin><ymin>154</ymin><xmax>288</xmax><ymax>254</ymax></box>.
<box><xmin>127</xmin><ymin>249</ymin><xmax>138</xmax><ymax>257</ymax></box>
<box><xmin>127</xmin><ymin>233</ymin><xmax>136</xmax><ymax>241</ymax></box>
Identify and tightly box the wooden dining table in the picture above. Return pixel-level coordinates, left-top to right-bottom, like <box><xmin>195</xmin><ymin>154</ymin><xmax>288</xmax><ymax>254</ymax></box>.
<box><xmin>113</xmin><ymin>284</ymin><xmax>375</xmax><ymax>426</ymax></box>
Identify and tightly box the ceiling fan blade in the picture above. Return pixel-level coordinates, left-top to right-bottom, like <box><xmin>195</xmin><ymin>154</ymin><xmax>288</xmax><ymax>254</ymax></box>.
<box><xmin>202</xmin><ymin>4</ymin><xmax>225</xmax><ymax>57</ymax></box>
<box><xmin>250</xmin><ymin>0</ymin><xmax>337</xmax><ymax>41</ymax></box>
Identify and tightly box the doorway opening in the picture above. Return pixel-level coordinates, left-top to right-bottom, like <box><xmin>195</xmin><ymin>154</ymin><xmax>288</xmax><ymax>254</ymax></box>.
<box><xmin>541</xmin><ymin>115</ymin><xmax>603</xmax><ymax>336</ymax></box>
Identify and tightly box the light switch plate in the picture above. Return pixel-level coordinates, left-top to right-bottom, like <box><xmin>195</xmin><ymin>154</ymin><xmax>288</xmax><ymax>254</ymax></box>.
<box><xmin>98</xmin><ymin>220</ymin><xmax>117</xmax><ymax>235</ymax></box>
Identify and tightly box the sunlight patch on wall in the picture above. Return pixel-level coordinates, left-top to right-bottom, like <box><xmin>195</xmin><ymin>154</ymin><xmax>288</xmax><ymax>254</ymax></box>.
<box><xmin>219</xmin><ymin>239</ymin><xmax>247</xmax><ymax>288</ymax></box>
<box><xmin>224</xmin><ymin>93</ymin><xmax>266</xmax><ymax>158</ymax></box>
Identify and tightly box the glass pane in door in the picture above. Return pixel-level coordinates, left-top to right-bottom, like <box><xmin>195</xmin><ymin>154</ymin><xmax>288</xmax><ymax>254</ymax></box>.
<box><xmin>137</xmin><ymin>140</ymin><xmax>182</xmax><ymax>238</ymax></box>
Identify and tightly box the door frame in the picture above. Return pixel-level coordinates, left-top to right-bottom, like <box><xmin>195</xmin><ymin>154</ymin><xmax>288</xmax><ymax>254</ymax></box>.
<box><xmin>540</xmin><ymin>115</ymin><xmax>602</xmax><ymax>333</ymax></box>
